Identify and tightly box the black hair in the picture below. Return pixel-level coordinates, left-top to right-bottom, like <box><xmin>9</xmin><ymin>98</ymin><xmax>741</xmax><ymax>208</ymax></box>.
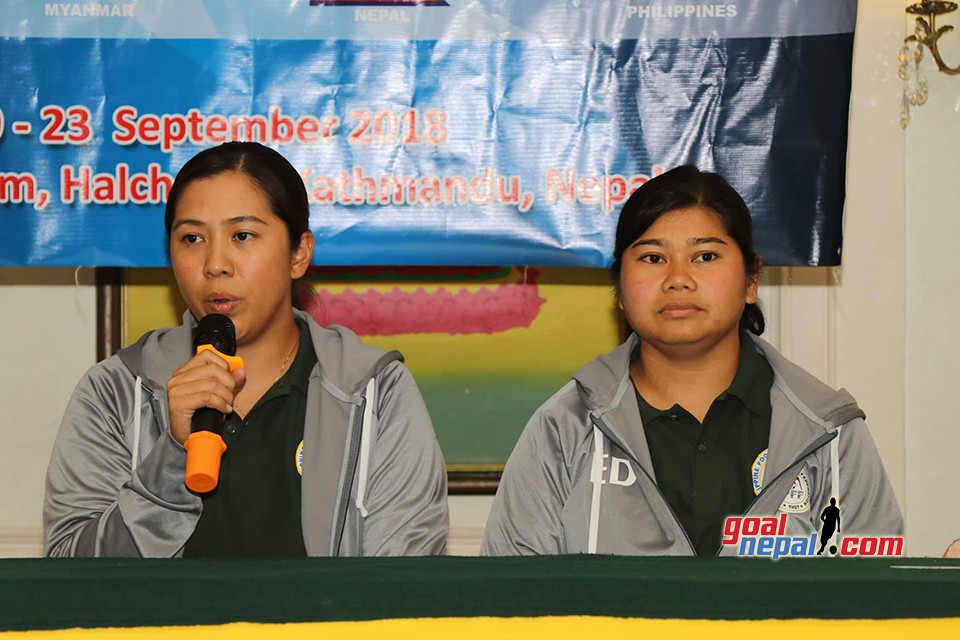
<box><xmin>164</xmin><ymin>142</ymin><xmax>312</xmax><ymax>308</ymax></box>
<box><xmin>610</xmin><ymin>165</ymin><xmax>764</xmax><ymax>335</ymax></box>
<box><xmin>165</xmin><ymin>141</ymin><xmax>310</xmax><ymax>250</ymax></box>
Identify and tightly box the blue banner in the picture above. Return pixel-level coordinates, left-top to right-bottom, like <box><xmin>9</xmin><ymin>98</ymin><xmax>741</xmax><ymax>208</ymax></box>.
<box><xmin>0</xmin><ymin>1</ymin><xmax>857</xmax><ymax>266</ymax></box>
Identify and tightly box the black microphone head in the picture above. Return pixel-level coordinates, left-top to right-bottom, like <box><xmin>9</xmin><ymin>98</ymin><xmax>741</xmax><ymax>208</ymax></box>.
<box><xmin>193</xmin><ymin>314</ymin><xmax>237</xmax><ymax>356</ymax></box>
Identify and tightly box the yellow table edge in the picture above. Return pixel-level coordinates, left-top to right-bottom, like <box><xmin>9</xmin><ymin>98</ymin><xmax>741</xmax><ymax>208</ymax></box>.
<box><xmin>4</xmin><ymin>615</ymin><xmax>959</xmax><ymax>639</ymax></box>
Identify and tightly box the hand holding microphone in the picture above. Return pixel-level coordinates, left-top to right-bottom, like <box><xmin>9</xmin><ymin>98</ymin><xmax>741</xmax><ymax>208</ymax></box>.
<box><xmin>166</xmin><ymin>314</ymin><xmax>245</xmax><ymax>493</ymax></box>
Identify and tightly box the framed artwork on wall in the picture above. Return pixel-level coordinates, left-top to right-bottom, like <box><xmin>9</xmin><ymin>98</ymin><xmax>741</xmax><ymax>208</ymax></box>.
<box><xmin>98</xmin><ymin>266</ymin><xmax>622</xmax><ymax>493</ymax></box>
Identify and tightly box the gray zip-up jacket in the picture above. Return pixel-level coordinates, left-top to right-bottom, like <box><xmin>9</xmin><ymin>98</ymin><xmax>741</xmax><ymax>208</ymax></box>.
<box><xmin>482</xmin><ymin>334</ymin><xmax>902</xmax><ymax>555</ymax></box>
<box><xmin>45</xmin><ymin>309</ymin><xmax>448</xmax><ymax>557</ymax></box>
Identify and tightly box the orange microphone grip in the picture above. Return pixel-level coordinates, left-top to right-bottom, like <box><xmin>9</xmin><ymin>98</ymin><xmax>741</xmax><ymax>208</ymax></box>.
<box><xmin>185</xmin><ymin>315</ymin><xmax>241</xmax><ymax>493</ymax></box>
<box><xmin>184</xmin><ymin>431</ymin><xmax>227</xmax><ymax>493</ymax></box>
<box><xmin>196</xmin><ymin>344</ymin><xmax>244</xmax><ymax>372</ymax></box>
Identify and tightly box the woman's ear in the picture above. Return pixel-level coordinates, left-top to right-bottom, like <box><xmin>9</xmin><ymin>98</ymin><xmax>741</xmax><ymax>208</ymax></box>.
<box><xmin>745</xmin><ymin>253</ymin><xmax>762</xmax><ymax>305</ymax></box>
<box><xmin>290</xmin><ymin>231</ymin><xmax>315</xmax><ymax>279</ymax></box>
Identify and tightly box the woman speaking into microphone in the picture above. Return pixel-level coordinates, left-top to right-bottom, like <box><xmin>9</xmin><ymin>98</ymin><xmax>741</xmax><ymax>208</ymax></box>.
<box><xmin>44</xmin><ymin>142</ymin><xmax>448</xmax><ymax>557</ymax></box>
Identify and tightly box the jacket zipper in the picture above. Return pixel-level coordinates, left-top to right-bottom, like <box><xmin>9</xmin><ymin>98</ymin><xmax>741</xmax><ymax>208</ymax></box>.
<box><xmin>331</xmin><ymin>395</ymin><xmax>366</xmax><ymax>556</ymax></box>
<box><xmin>590</xmin><ymin>413</ymin><xmax>697</xmax><ymax>555</ymax></box>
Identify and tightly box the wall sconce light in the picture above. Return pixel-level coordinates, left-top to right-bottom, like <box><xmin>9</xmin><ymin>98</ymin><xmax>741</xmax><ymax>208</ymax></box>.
<box><xmin>899</xmin><ymin>1</ymin><xmax>960</xmax><ymax>127</ymax></box>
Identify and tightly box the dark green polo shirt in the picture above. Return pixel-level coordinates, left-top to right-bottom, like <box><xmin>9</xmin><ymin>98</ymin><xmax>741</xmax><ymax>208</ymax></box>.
<box><xmin>184</xmin><ymin>320</ymin><xmax>316</xmax><ymax>557</ymax></box>
<box><xmin>634</xmin><ymin>336</ymin><xmax>773</xmax><ymax>556</ymax></box>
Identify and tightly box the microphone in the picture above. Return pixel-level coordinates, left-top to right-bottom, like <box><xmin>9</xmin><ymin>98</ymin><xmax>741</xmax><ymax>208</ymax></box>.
<box><xmin>183</xmin><ymin>313</ymin><xmax>243</xmax><ymax>493</ymax></box>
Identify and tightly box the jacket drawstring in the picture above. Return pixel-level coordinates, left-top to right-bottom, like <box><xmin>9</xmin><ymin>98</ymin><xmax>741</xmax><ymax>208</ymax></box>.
<box><xmin>588</xmin><ymin>426</ymin><xmax>604</xmax><ymax>553</ymax></box>
<box><xmin>831</xmin><ymin>425</ymin><xmax>842</xmax><ymax>524</ymax></box>
<box><xmin>355</xmin><ymin>377</ymin><xmax>376</xmax><ymax>518</ymax></box>
<box><xmin>132</xmin><ymin>376</ymin><xmax>142</xmax><ymax>473</ymax></box>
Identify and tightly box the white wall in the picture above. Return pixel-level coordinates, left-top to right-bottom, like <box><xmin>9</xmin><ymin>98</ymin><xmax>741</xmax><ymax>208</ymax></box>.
<box><xmin>0</xmin><ymin>2</ymin><xmax>952</xmax><ymax>557</ymax></box>
<box><xmin>836</xmin><ymin>0</ymin><xmax>908</xmax><ymax>538</ymax></box>
<box><xmin>903</xmin><ymin>2</ymin><xmax>960</xmax><ymax>556</ymax></box>
<box><xmin>0</xmin><ymin>268</ymin><xmax>96</xmax><ymax>556</ymax></box>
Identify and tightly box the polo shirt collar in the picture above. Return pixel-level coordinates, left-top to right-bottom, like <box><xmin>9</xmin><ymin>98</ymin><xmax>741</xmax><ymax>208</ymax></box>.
<box><xmin>631</xmin><ymin>333</ymin><xmax>773</xmax><ymax>421</ymax></box>
<box><xmin>630</xmin><ymin>343</ymin><xmax>674</xmax><ymax>424</ymax></box>
<box><xmin>725</xmin><ymin>333</ymin><xmax>772</xmax><ymax>418</ymax></box>
<box><xmin>285</xmin><ymin>319</ymin><xmax>316</xmax><ymax>395</ymax></box>
<box><xmin>262</xmin><ymin>319</ymin><xmax>315</xmax><ymax>400</ymax></box>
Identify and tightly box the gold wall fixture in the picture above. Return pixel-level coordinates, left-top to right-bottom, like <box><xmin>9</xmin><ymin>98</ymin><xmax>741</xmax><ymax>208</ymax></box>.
<box><xmin>899</xmin><ymin>1</ymin><xmax>960</xmax><ymax>127</ymax></box>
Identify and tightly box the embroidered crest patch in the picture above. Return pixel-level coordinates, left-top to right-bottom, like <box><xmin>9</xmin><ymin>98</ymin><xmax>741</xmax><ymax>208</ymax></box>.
<box><xmin>295</xmin><ymin>440</ymin><xmax>304</xmax><ymax>477</ymax></box>
<box><xmin>751</xmin><ymin>449</ymin><xmax>768</xmax><ymax>496</ymax></box>
<box><xmin>778</xmin><ymin>468</ymin><xmax>811</xmax><ymax>513</ymax></box>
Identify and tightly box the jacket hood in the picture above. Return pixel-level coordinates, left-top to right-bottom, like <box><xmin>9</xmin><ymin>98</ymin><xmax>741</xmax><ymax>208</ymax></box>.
<box><xmin>748</xmin><ymin>335</ymin><xmax>864</xmax><ymax>429</ymax></box>
<box><xmin>117</xmin><ymin>309</ymin><xmax>402</xmax><ymax>398</ymax></box>
<box><xmin>571</xmin><ymin>335</ymin><xmax>639</xmax><ymax>418</ymax></box>
<box><xmin>572</xmin><ymin>333</ymin><xmax>864</xmax><ymax>430</ymax></box>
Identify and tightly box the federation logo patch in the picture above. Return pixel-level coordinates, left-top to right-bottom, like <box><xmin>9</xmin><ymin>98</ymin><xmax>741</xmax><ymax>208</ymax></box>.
<box><xmin>778</xmin><ymin>468</ymin><xmax>811</xmax><ymax>513</ymax></box>
<box><xmin>751</xmin><ymin>449</ymin><xmax>768</xmax><ymax>495</ymax></box>
<box><xmin>295</xmin><ymin>440</ymin><xmax>304</xmax><ymax>477</ymax></box>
